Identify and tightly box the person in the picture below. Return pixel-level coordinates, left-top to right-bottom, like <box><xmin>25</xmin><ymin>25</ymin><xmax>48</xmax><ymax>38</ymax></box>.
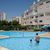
<box><xmin>35</xmin><ymin>33</ymin><xmax>40</xmax><ymax>43</ymax></box>
<box><xmin>30</xmin><ymin>39</ymin><xmax>32</xmax><ymax>43</ymax></box>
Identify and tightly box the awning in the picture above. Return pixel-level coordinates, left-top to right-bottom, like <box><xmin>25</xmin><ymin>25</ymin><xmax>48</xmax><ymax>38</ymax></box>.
<box><xmin>41</xmin><ymin>25</ymin><xmax>50</xmax><ymax>28</ymax></box>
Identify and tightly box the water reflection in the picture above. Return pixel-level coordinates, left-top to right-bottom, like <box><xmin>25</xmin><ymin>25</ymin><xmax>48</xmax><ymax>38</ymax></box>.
<box><xmin>27</xmin><ymin>39</ymin><xmax>40</xmax><ymax>50</ymax></box>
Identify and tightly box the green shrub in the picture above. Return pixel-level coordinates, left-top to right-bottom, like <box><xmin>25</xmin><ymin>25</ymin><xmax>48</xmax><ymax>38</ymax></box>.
<box><xmin>34</xmin><ymin>28</ymin><xmax>41</xmax><ymax>31</ymax></box>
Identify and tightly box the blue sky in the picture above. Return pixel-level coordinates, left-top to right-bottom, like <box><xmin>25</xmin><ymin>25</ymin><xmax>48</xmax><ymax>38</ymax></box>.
<box><xmin>0</xmin><ymin>0</ymin><xmax>37</xmax><ymax>21</ymax></box>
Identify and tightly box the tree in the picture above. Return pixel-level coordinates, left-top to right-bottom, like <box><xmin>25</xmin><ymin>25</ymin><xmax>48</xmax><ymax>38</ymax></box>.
<box><xmin>1</xmin><ymin>20</ymin><xmax>8</xmax><ymax>26</ymax></box>
<box><xmin>12</xmin><ymin>20</ymin><xmax>19</xmax><ymax>26</ymax></box>
<box><xmin>11</xmin><ymin>20</ymin><xmax>21</xmax><ymax>30</ymax></box>
<box><xmin>0</xmin><ymin>20</ymin><xmax>22</xmax><ymax>30</ymax></box>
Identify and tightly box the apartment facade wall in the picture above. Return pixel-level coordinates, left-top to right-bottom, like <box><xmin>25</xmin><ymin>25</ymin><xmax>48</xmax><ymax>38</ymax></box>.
<box><xmin>9</xmin><ymin>17</ymin><xmax>22</xmax><ymax>24</ymax></box>
<box><xmin>0</xmin><ymin>12</ymin><xmax>7</xmax><ymax>21</ymax></box>
<box><xmin>37</xmin><ymin>0</ymin><xmax>50</xmax><ymax>25</ymax></box>
<box><xmin>22</xmin><ymin>0</ymin><xmax>50</xmax><ymax>27</ymax></box>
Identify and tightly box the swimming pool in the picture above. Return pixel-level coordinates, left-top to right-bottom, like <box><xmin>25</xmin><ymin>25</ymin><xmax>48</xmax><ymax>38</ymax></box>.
<box><xmin>0</xmin><ymin>31</ymin><xmax>49</xmax><ymax>50</ymax></box>
<box><xmin>0</xmin><ymin>37</ymin><xmax>50</xmax><ymax>50</ymax></box>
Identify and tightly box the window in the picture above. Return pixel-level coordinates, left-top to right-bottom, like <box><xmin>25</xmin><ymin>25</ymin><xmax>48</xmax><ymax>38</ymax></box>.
<box><xmin>24</xmin><ymin>19</ymin><xmax>25</xmax><ymax>20</ymax></box>
<box><xmin>46</xmin><ymin>0</ymin><xmax>50</xmax><ymax>3</ymax></box>
<box><xmin>30</xmin><ymin>21</ymin><xmax>32</xmax><ymax>23</ymax></box>
<box><xmin>30</xmin><ymin>16</ymin><xmax>34</xmax><ymax>18</ymax></box>
<box><xmin>40</xmin><ymin>3</ymin><xmax>43</xmax><ymax>5</ymax></box>
<box><xmin>35</xmin><ymin>20</ymin><xmax>38</xmax><ymax>23</ymax></box>
<box><xmin>35</xmin><ymin>16</ymin><xmax>38</xmax><ymax>18</ymax></box>
<box><xmin>26</xmin><ymin>12</ymin><xmax>28</xmax><ymax>15</ymax></box>
<box><xmin>40</xmin><ymin>8</ymin><xmax>42</xmax><ymax>10</ymax></box>
<box><xmin>35</xmin><ymin>10</ymin><xmax>37</xmax><ymax>12</ymax></box>
<box><xmin>31</xmin><ymin>17</ymin><xmax>34</xmax><ymax>18</ymax></box>
<box><xmin>25</xmin><ymin>22</ymin><xmax>26</xmax><ymax>24</ymax></box>
<box><xmin>39</xmin><ymin>20</ymin><xmax>42</xmax><ymax>22</ymax></box>
<box><xmin>39</xmin><ymin>1</ymin><xmax>43</xmax><ymax>5</ymax></box>
<box><xmin>40</xmin><ymin>14</ymin><xmax>44</xmax><ymax>17</ymax></box>
<box><xmin>46</xmin><ymin>6</ymin><xmax>50</xmax><ymax>9</ymax></box>
<box><xmin>46</xmin><ymin>12</ymin><xmax>50</xmax><ymax>16</ymax></box>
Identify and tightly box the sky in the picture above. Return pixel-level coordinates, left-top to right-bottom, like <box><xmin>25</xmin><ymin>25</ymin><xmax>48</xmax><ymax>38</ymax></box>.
<box><xmin>0</xmin><ymin>0</ymin><xmax>37</xmax><ymax>21</ymax></box>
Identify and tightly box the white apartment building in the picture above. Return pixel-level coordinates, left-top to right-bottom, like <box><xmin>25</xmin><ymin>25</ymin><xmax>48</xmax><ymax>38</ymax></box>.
<box><xmin>9</xmin><ymin>17</ymin><xmax>22</xmax><ymax>24</ymax></box>
<box><xmin>22</xmin><ymin>0</ymin><xmax>50</xmax><ymax>28</ymax></box>
<box><xmin>0</xmin><ymin>12</ymin><xmax>7</xmax><ymax>21</ymax></box>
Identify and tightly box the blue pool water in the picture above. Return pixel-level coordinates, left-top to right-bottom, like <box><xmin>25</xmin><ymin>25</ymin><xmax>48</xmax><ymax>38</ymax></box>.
<box><xmin>0</xmin><ymin>31</ymin><xmax>50</xmax><ymax>50</ymax></box>
<box><xmin>0</xmin><ymin>31</ymin><xmax>45</xmax><ymax>36</ymax></box>
<box><xmin>0</xmin><ymin>37</ymin><xmax>50</xmax><ymax>50</ymax></box>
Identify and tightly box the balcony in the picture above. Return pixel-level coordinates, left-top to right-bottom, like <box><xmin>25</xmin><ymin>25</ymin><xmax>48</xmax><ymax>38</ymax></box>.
<box><xmin>46</xmin><ymin>0</ymin><xmax>50</xmax><ymax>3</ymax></box>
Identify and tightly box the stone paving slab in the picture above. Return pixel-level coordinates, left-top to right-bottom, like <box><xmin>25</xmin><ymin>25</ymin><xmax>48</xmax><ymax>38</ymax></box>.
<box><xmin>39</xmin><ymin>32</ymin><xmax>50</xmax><ymax>38</ymax></box>
<box><xmin>0</xmin><ymin>47</ymin><xmax>9</xmax><ymax>50</ymax></box>
<box><xmin>0</xmin><ymin>35</ymin><xmax>9</xmax><ymax>38</ymax></box>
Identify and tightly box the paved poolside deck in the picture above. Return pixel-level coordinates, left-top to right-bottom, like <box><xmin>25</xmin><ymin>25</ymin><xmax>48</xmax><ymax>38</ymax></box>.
<box><xmin>39</xmin><ymin>32</ymin><xmax>50</xmax><ymax>38</ymax></box>
<box><xmin>0</xmin><ymin>47</ymin><xmax>9</xmax><ymax>50</ymax></box>
<box><xmin>0</xmin><ymin>35</ymin><xmax>9</xmax><ymax>38</ymax></box>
